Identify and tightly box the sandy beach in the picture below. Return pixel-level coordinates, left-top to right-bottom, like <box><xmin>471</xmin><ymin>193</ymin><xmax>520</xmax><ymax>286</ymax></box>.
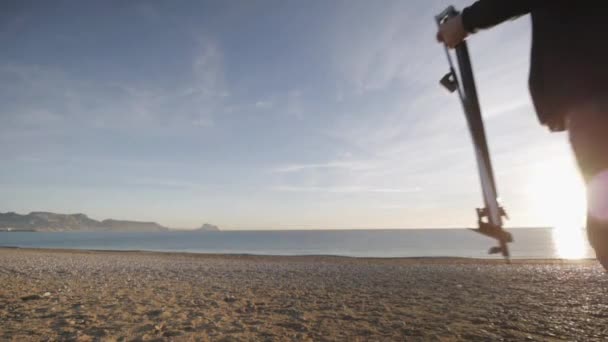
<box><xmin>0</xmin><ymin>248</ymin><xmax>607</xmax><ymax>341</ymax></box>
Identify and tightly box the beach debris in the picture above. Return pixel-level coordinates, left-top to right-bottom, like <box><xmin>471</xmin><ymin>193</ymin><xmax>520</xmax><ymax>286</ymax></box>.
<box><xmin>391</xmin><ymin>321</ymin><xmax>406</xmax><ymax>329</ymax></box>
<box><xmin>20</xmin><ymin>294</ymin><xmax>42</xmax><ymax>301</ymax></box>
<box><xmin>245</xmin><ymin>300</ymin><xmax>256</xmax><ymax>312</ymax></box>
<box><xmin>224</xmin><ymin>294</ymin><xmax>237</xmax><ymax>303</ymax></box>
<box><xmin>154</xmin><ymin>322</ymin><xmax>166</xmax><ymax>332</ymax></box>
<box><xmin>162</xmin><ymin>330</ymin><xmax>182</xmax><ymax>337</ymax></box>
<box><xmin>43</xmin><ymin>292</ymin><xmax>51</xmax><ymax>297</ymax></box>
<box><xmin>342</xmin><ymin>314</ymin><xmax>355</xmax><ymax>321</ymax></box>
<box><xmin>237</xmin><ymin>300</ymin><xmax>257</xmax><ymax>313</ymax></box>
<box><xmin>147</xmin><ymin>309</ymin><xmax>164</xmax><ymax>317</ymax></box>
<box><xmin>286</xmin><ymin>308</ymin><xmax>306</xmax><ymax>321</ymax></box>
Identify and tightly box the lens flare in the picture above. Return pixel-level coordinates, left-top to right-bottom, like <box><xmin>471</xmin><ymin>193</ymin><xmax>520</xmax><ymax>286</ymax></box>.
<box><xmin>587</xmin><ymin>170</ymin><xmax>608</xmax><ymax>222</ymax></box>
<box><xmin>528</xmin><ymin>158</ymin><xmax>588</xmax><ymax>259</ymax></box>
<box><xmin>552</xmin><ymin>221</ymin><xmax>587</xmax><ymax>259</ymax></box>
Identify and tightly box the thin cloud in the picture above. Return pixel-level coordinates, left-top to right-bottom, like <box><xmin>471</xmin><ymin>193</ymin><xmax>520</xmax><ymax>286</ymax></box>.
<box><xmin>255</xmin><ymin>100</ymin><xmax>273</xmax><ymax>109</ymax></box>
<box><xmin>272</xmin><ymin>185</ymin><xmax>421</xmax><ymax>193</ymax></box>
<box><xmin>130</xmin><ymin>178</ymin><xmax>205</xmax><ymax>190</ymax></box>
<box><xmin>272</xmin><ymin>160</ymin><xmax>379</xmax><ymax>173</ymax></box>
<box><xmin>1</xmin><ymin>36</ymin><xmax>227</xmax><ymax>132</ymax></box>
<box><xmin>285</xmin><ymin>90</ymin><xmax>304</xmax><ymax>119</ymax></box>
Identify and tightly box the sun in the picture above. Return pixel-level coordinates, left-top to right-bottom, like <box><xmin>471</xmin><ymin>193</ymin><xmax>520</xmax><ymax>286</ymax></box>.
<box><xmin>527</xmin><ymin>158</ymin><xmax>588</xmax><ymax>259</ymax></box>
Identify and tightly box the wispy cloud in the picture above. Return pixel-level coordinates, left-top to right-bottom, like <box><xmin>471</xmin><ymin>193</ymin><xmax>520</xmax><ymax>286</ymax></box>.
<box><xmin>0</xmin><ymin>35</ymin><xmax>227</xmax><ymax>133</ymax></box>
<box><xmin>329</xmin><ymin>1</ymin><xmax>446</xmax><ymax>94</ymax></box>
<box><xmin>130</xmin><ymin>178</ymin><xmax>205</xmax><ymax>190</ymax></box>
<box><xmin>272</xmin><ymin>160</ymin><xmax>379</xmax><ymax>173</ymax></box>
<box><xmin>285</xmin><ymin>90</ymin><xmax>304</xmax><ymax>119</ymax></box>
<box><xmin>193</xmin><ymin>36</ymin><xmax>226</xmax><ymax>98</ymax></box>
<box><xmin>255</xmin><ymin>100</ymin><xmax>273</xmax><ymax>109</ymax></box>
<box><xmin>273</xmin><ymin>185</ymin><xmax>421</xmax><ymax>193</ymax></box>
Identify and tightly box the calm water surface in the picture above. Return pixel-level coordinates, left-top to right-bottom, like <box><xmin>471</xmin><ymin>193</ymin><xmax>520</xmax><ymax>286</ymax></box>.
<box><xmin>0</xmin><ymin>228</ymin><xmax>594</xmax><ymax>259</ymax></box>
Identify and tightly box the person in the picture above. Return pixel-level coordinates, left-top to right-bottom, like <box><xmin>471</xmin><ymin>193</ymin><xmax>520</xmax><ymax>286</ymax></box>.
<box><xmin>436</xmin><ymin>1</ymin><xmax>608</xmax><ymax>269</ymax></box>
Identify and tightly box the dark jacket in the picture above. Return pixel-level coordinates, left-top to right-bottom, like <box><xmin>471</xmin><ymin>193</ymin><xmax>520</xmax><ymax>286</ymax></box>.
<box><xmin>461</xmin><ymin>0</ymin><xmax>607</xmax><ymax>131</ymax></box>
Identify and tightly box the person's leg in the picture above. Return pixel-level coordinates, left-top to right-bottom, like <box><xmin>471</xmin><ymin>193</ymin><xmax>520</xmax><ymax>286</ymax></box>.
<box><xmin>568</xmin><ymin>103</ymin><xmax>608</xmax><ymax>269</ymax></box>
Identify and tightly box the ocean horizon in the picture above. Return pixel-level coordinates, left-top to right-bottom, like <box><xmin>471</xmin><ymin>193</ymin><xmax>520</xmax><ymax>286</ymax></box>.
<box><xmin>0</xmin><ymin>227</ymin><xmax>594</xmax><ymax>259</ymax></box>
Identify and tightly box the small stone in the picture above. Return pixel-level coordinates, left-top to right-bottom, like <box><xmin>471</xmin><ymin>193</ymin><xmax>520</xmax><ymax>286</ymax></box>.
<box><xmin>43</xmin><ymin>292</ymin><xmax>51</xmax><ymax>297</ymax></box>
<box><xmin>244</xmin><ymin>301</ymin><xmax>256</xmax><ymax>312</ymax></box>
<box><xmin>224</xmin><ymin>295</ymin><xmax>237</xmax><ymax>303</ymax></box>
<box><xmin>20</xmin><ymin>294</ymin><xmax>42</xmax><ymax>301</ymax></box>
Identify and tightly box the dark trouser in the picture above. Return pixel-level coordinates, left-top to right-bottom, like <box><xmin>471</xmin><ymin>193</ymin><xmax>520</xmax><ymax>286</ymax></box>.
<box><xmin>568</xmin><ymin>103</ymin><xmax>608</xmax><ymax>265</ymax></box>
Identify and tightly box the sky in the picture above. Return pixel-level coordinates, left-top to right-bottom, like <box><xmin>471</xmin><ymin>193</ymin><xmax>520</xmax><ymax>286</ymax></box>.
<box><xmin>0</xmin><ymin>0</ymin><xmax>585</xmax><ymax>229</ymax></box>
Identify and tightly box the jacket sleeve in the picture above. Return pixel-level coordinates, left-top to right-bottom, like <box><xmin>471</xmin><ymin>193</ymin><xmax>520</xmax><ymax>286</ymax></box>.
<box><xmin>461</xmin><ymin>0</ymin><xmax>549</xmax><ymax>32</ymax></box>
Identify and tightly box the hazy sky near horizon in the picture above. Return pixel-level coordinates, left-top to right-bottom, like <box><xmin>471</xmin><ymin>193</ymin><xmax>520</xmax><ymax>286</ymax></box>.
<box><xmin>0</xmin><ymin>0</ymin><xmax>584</xmax><ymax>229</ymax></box>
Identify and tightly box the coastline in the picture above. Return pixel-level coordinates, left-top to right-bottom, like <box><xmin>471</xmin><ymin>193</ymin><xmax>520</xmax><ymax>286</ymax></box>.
<box><xmin>0</xmin><ymin>248</ymin><xmax>605</xmax><ymax>341</ymax></box>
<box><xmin>0</xmin><ymin>246</ymin><xmax>596</xmax><ymax>264</ymax></box>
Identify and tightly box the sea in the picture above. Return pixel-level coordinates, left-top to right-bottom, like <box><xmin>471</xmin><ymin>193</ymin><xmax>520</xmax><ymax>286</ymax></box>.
<box><xmin>0</xmin><ymin>228</ymin><xmax>595</xmax><ymax>259</ymax></box>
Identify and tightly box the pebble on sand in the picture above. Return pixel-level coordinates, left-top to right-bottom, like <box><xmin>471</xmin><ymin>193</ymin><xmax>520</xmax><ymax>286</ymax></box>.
<box><xmin>20</xmin><ymin>294</ymin><xmax>42</xmax><ymax>301</ymax></box>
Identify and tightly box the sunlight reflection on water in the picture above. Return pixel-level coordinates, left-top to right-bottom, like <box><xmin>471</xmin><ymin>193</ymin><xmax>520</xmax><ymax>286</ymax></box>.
<box><xmin>528</xmin><ymin>158</ymin><xmax>589</xmax><ymax>259</ymax></box>
<box><xmin>551</xmin><ymin>224</ymin><xmax>587</xmax><ymax>259</ymax></box>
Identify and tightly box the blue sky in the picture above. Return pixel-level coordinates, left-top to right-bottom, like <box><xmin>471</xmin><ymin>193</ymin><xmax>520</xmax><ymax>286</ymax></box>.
<box><xmin>0</xmin><ymin>0</ymin><xmax>583</xmax><ymax>229</ymax></box>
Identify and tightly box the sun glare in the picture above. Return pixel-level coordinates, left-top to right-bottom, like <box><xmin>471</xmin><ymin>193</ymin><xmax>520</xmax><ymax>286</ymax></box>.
<box><xmin>527</xmin><ymin>158</ymin><xmax>588</xmax><ymax>259</ymax></box>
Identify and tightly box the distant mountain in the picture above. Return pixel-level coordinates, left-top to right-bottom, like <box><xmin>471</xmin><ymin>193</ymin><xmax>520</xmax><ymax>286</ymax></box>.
<box><xmin>0</xmin><ymin>211</ymin><xmax>169</xmax><ymax>232</ymax></box>
<box><xmin>99</xmin><ymin>219</ymin><xmax>167</xmax><ymax>232</ymax></box>
<box><xmin>194</xmin><ymin>223</ymin><xmax>220</xmax><ymax>232</ymax></box>
<box><xmin>170</xmin><ymin>223</ymin><xmax>221</xmax><ymax>232</ymax></box>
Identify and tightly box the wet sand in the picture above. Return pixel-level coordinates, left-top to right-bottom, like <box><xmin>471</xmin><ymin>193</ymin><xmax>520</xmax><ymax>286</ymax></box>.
<box><xmin>0</xmin><ymin>248</ymin><xmax>607</xmax><ymax>341</ymax></box>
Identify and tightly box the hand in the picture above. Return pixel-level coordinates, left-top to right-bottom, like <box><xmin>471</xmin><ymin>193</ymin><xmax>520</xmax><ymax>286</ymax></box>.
<box><xmin>436</xmin><ymin>14</ymin><xmax>468</xmax><ymax>49</ymax></box>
